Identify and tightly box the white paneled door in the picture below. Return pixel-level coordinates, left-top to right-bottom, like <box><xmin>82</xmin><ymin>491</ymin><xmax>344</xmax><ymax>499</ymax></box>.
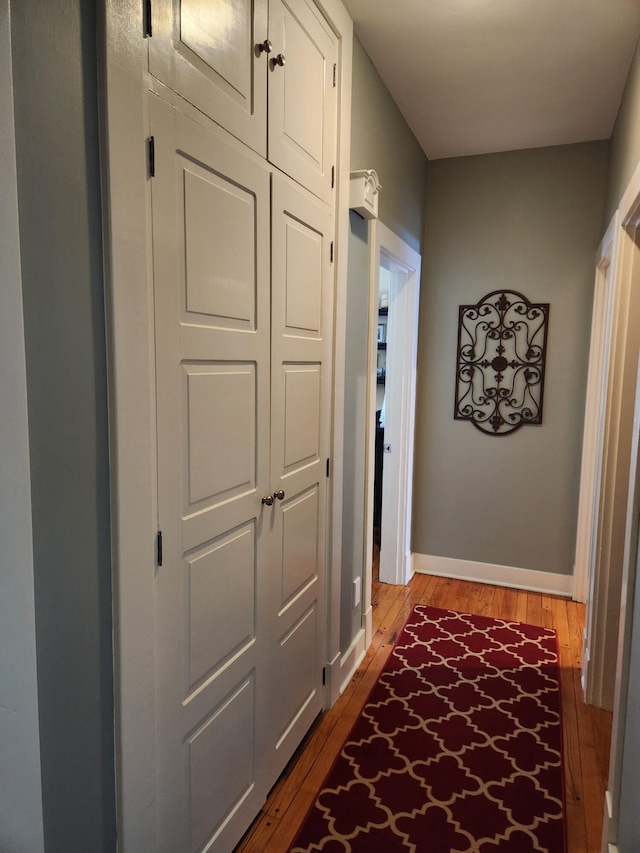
<box><xmin>151</xmin><ymin>95</ymin><xmax>271</xmax><ymax>853</ymax></box>
<box><xmin>148</xmin><ymin>0</ymin><xmax>337</xmax><ymax>202</ymax></box>
<box><xmin>268</xmin><ymin>0</ymin><xmax>338</xmax><ymax>201</ymax></box>
<box><xmin>149</xmin><ymin>0</ymin><xmax>269</xmax><ymax>156</ymax></box>
<box><xmin>267</xmin><ymin>173</ymin><xmax>333</xmax><ymax>779</ymax></box>
<box><xmin>150</xmin><ymin>93</ymin><xmax>332</xmax><ymax>853</ymax></box>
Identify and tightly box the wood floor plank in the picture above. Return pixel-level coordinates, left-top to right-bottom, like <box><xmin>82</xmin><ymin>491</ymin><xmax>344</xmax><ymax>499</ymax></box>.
<box><xmin>411</xmin><ymin>571</ymin><xmax>438</xmax><ymax>604</ymax></box>
<box><xmin>427</xmin><ymin>575</ymin><xmax>456</xmax><ymax>609</ymax></box>
<box><xmin>234</xmin><ymin>574</ymin><xmax>612</xmax><ymax>853</ymax></box>
<box><xmin>500</xmin><ymin>586</ymin><xmax>519</xmax><ymax>621</ymax></box>
<box><xmin>476</xmin><ymin>582</ymin><xmax>496</xmax><ymax>616</ymax></box>
<box><xmin>526</xmin><ymin>590</ymin><xmax>544</xmax><ymax>626</ymax></box>
<box><xmin>465</xmin><ymin>580</ymin><xmax>485</xmax><ymax>614</ymax></box>
<box><xmin>490</xmin><ymin>584</ymin><xmax>505</xmax><ymax>619</ymax></box>
<box><xmin>516</xmin><ymin>588</ymin><xmax>529</xmax><ymax>622</ymax></box>
<box><xmin>541</xmin><ymin>594</ymin><xmax>556</xmax><ymax>629</ymax></box>
<box><xmin>452</xmin><ymin>578</ymin><xmax>474</xmax><ymax>613</ymax></box>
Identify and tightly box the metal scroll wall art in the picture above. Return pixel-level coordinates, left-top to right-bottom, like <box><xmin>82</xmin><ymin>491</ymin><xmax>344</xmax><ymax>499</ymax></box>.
<box><xmin>454</xmin><ymin>290</ymin><xmax>550</xmax><ymax>436</ymax></box>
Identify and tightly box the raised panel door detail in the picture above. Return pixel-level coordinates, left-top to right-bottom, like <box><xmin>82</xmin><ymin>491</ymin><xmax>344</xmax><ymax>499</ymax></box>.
<box><xmin>184</xmin><ymin>169</ymin><xmax>256</xmax><ymax>330</ymax></box>
<box><xmin>280</xmin><ymin>13</ymin><xmax>324</xmax><ymax>170</ymax></box>
<box><xmin>280</xmin><ymin>488</ymin><xmax>319</xmax><ymax>607</ymax></box>
<box><xmin>149</xmin><ymin>0</ymin><xmax>268</xmax><ymax>156</ymax></box>
<box><xmin>185</xmin><ymin>366</ymin><xmax>255</xmax><ymax>507</ymax></box>
<box><xmin>187</xmin><ymin>677</ymin><xmax>255</xmax><ymax>853</ymax></box>
<box><xmin>283</xmin><ymin>365</ymin><xmax>320</xmax><ymax>471</ymax></box>
<box><xmin>181</xmin><ymin>1</ymin><xmax>252</xmax><ymax>101</ymax></box>
<box><xmin>267</xmin><ymin>173</ymin><xmax>331</xmax><ymax>785</ymax></box>
<box><xmin>274</xmin><ymin>605</ymin><xmax>317</xmax><ymax>746</ymax></box>
<box><xmin>152</xmin><ymin>98</ymin><xmax>271</xmax><ymax>853</ymax></box>
<box><xmin>268</xmin><ymin>0</ymin><xmax>338</xmax><ymax>201</ymax></box>
<box><xmin>284</xmin><ymin>219</ymin><xmax>322</xmax><ymax>335</ymax></box>
<box><xmin>187</xmin><ymin>524</ymin><xmax>256</xmax><ymax>693</ymax></box>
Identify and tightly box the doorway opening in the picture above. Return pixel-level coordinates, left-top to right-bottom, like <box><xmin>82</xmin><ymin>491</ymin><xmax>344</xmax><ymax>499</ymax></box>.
<box><xmin>372</xmin><ymin>260</ymin><xmax>389</xmax><ymax>582</ymax></box>
<box><xmin>363</xmin><ymin>224</ymin><xmax>421</xmax><ymax>615</ymax></box>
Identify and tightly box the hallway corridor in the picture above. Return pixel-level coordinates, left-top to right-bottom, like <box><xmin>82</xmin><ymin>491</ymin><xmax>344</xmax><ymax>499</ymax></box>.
<box><xmin>236</xmin><ymin>574</ymin><xmax>612</xmax><ymax>853</ymax></box>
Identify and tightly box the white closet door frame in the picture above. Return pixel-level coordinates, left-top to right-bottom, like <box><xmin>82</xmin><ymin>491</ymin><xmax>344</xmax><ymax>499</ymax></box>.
<box><xmin>101</xmin><ymin>0</ymin><xmax>352</xmax><ymax>847</ymax></box>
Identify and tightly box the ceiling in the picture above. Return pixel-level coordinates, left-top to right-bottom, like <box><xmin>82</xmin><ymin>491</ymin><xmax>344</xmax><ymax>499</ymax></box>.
<box><xmin>340</xmin><ymin>0</ymin><xmax>640</xmax><ymax>160</ymax></box>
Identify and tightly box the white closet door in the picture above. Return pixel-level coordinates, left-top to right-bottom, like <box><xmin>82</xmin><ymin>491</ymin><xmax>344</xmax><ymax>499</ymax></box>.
<box><xmin>149</xmin><ymin>0</ymin><xmax>268</xmax><ymax>156</ymax></box>
<box><xmin>267</xmin><ymin>172</ymin><xmax>333</xmax><ymax>783</ymax></box>
<box><xmin>268</xmin><ymin>0</ymin><xmax>338</xmax><ymax>202</ymax></box>
<box><xmin>150</xmin><ymin>95</ymin><xmax>273</xmax><ymax>853</ymax></box>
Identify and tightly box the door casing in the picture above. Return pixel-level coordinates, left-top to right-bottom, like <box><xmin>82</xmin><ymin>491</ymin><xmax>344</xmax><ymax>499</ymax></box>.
<box><xmin>362</xmin><ymin>222</ymin><xmax>421</xmax><ymax>636</ymax></box>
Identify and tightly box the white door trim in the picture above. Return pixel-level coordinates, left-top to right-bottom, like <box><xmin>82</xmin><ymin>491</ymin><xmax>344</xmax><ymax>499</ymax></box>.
<box><xmin>574</xmin><ymin>213</ymin><xmax>620</xmax><ymax>604</ymax></box>
<box><xmin>312</xmin><ymin>0</ymin><xmax>353</xmax><ymax>706</ymax></box>
<box><xmin>101</xmin><ymin>0</ymin><xmax>353</xmax><ymax>845</ymax></box>
<box><xmin>600</xmin><ymin>165</ymin><xmax>640</xmax><ymax>850</ymax></box>
<box><xmin>0</xmin><ymin>2</ymin><xmax>45</xmax><ymax>848</ymax></box>
<box><xmin>585</xmin><ymin>185</ymin><xmax>640</xmax><ymax>710</ymax></box>
<box><xmin>366</xmin><ymin>224</ymin><xmax>421</xmax><ymax>588</ymax></box>
<box><xmin>602</xmin><ymin>352</ymin><xmax>640</xmax><ymax>851</ymax></box>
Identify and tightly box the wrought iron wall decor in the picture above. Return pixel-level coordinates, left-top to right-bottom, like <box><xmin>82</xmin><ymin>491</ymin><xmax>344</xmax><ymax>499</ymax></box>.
<box><xmin>454</xmin><ymin>290</ymin><xmax>549</xmax><ymax>436</ymax></box>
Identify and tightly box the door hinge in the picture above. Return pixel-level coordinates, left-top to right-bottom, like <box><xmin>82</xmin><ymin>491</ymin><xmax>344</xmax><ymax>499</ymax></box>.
<box><xmin>143</xmin><ymin>0</ymin><xmax>153</xmax><ymax>37</ymax></box>
<box><xmin>333</xmin><ymin>63</ymin><xmax>337</xmax><ymax>87</ymax></box>
<box><xmin>330</xmin><ymin>241</ymin><xmax>334</xmax><ymax>263</ymax></box>
<box><xmin>326</xmin><ymin>457</ymin><xmax>330</xmax><ymax>478</ymax></box>
<box><xmin>331</xmin><ymin>165</ymin><xmax>335</xmax><ymax>188</ymax></box>
<box><xmin>157</xmin><ymin>530</ymin><xmax>163</xmax><ymax>566</ymax></box>
<box><xmin>148</xmin><ymin>136</ymin><xmax>155</xmax><ymax>177</ymax></box>
<box><xmin>322</xmin><ymin>666</ymin><xmax>326</xmax><ymax>686</ymax></box>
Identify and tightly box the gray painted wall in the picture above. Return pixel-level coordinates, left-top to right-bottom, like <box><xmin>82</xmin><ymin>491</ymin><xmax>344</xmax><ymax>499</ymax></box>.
<box><xmin>0</xmin><ymin>0</ymin><xmax>44</xmax><ymax>847</ymax></box>
<box><xmin>605</xmin><ymin>39</ymin><xmax>640</xmax><ymax>225</ymax></box>
<box><xmin>349</xmin><ymin>39</ymin><xmax>427</xmax><ymax>254</ymax></box>
<box><xmin>341</xmin><ymin>212</ymin><xmax>371</xmax><ymax>650</ymax></box>
<box><xmin>341</xmin><ymin>38</ymin><xmax>427</xmax><ymax>651</ymax></box>
<box><xmin>11</xmin><ymin>1</ymin><xmax>116</xmax><ymax>850</ymax></box>
<box><xmin>412</xmin><ymin>142</ymin><xmax>608</xmax><ymax>576</ymax></box>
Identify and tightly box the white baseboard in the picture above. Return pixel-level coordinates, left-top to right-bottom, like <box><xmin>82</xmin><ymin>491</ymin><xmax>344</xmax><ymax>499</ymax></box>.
<box><xmin>364</xmin><ymin>604</ymin><xmax>373</xmax><ymax>649</ymax></box>
<box><xmin>324</xmin><ymin>650</ymin><xmax>342</xmax><ymax>707</ymax></box>
<box><xmin>412</xmin><ymin>553</ymin><xmax>573</xmax><ymax>597</ymax></box>
<box><xmin>337</xmin><ymin>627</ymin><xmax>367</xmax><ymax>697</ymax></box>
<box><xmin>326</xmin><ymin>619</ymin><xmax>371</xmax><ymax>706</ymax></box>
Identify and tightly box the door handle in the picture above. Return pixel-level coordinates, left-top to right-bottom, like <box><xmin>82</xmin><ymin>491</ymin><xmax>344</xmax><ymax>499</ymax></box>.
<box><xmin>257</xmin><ymin>39</ymin><xmax>272</xmax><ymax>54</ymax></box>
<box><xmin>262</xmin><ymin>494</ymin><xmax>274</xmax><ymax>506</ymax></box>
<box><xmin>273</xmin><ymin>489</ymin><xmax>285</xmax><ymax>501</ymax></box>
<box><xmin>272</xmin><ymin>53</ymin><xmax>285</xmax><ymax>67</ymax></box>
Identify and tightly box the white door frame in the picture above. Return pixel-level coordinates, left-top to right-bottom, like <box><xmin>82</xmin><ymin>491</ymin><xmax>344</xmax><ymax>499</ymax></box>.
<box><xmin>583</xmin><ymin>172</ymin><xmax>640</xmax><ymax>710</ymax></box>
<box><xmin>602</xmin><ymin>352</ymin><xmax>640</xmax><ymax>851</ymax></box>
<box><xmin>600</xmin><ymin>161</ymin><xmax>640</xmax><ymax>850</ymax></box>
<box><xmin>364</xmin><ymin>222</ymin><xmax>421</xmax><ymax>594</ymax></box>
<box><xmin>101</xmin><ymin>1</ymin><xmax>352</xmax><ymax>846</ymax></box>
<box><xmin>574</xmin><ymin>213</ymin><xmax>619</xmax><ymax>606</ymax></box>
<box><xmin>0</xmin><ymin>2</ymin><xmax>45</xmax><ymax>848</ymax></box>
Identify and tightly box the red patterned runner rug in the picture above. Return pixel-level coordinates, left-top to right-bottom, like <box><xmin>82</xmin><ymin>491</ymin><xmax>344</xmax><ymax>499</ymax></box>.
<box><xmin>289</xmin><ymin>605</ymin><xmax>565</xmax><ymax>853</ymax></box>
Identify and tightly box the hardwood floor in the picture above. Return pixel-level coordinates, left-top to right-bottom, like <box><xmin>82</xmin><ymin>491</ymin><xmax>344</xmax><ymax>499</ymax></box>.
<box><xmin>234</xmin><ymin>573</ymin><xmax>613</xmax><ymax>853</ymax></box>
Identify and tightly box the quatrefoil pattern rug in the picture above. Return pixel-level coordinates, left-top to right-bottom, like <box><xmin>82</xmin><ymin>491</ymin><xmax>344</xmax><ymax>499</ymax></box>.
<box><xmin>290</xmin><ymin>606</ymin><xmax>565</xmax><ymax>853</ymax></box>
